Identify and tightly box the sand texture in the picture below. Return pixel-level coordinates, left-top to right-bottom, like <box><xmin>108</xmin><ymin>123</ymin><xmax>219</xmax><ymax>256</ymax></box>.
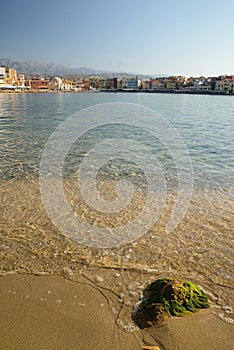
<box><xmin>0</xmin><ymin>274</ymin><xmax>233</xmax><ymax>350</ymax></box>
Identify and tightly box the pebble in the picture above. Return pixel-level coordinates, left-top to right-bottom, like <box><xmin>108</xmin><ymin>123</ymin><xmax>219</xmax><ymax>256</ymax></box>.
<box><xmin>223</xmin><ymin>306</ymin><xmax>233</xmax><ymax>314</ymax></box>
<box><xmin>218</xmin><ymin>313</ymin><xmax>234</xmax><ymax>324</ymax></box>
<box><xmin>95</xmin><ymin>275</ymin><xmax>103</xmax><ymax>283</ymax></box>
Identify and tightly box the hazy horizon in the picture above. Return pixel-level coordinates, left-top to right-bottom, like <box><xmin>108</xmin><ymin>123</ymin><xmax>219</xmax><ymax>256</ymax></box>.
<box><xmin>1</xmin><ymin>57</ymin><xmax>233</xmax><ymax>78</ymax></box>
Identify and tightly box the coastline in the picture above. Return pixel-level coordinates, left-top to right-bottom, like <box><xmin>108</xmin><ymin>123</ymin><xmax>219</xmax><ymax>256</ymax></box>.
<box><xmin>0</xmin><ymin>89</ymin><xmax>233</xmax><ymax>96</ymax></box>
<box><xmin>0</xmin><ymin>273</ymin><xmax>233</xmax><ymax>350</ymax></box>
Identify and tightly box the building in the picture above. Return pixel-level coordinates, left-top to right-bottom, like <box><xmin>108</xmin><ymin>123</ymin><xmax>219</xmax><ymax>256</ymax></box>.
<box><xmin>24</xmin><ymin>79</ymin><xmax>32</xmax><ymax>89</ymax></box>
<box><xmin>61</xmin><ymin>83</ymin><xmax>73</xmax><ymax>91</ymax></box>
<box><xmin>82</xmin><ymin>78</ymin><xmax>90</xmax><ymax>90</ymax></box>
<box><xmin>5</xmin><ymin>67</ymin><xmax>18</xmax><ymax>85</ymax></box>
<box><xmin>215</xmin><ymin>78</ymin><xmax>234</xmax><ymax>93</ymax></box>
<box><xmin>31</xmin><ymin>77</ymin><xmax>48</xmax><ymax>89</ymax></box>
<box><xmin>17</xmin><ymin>74</ymin><xmax>25</xmax><ymax>88</ymax></box>
<box><xmin>165</xmin><ymin>81</ymin><xmax>177</xmax><ymax>90</ymax></box>
<box><xmin>0</xmin><ymin>67</ymin><xmax>6</xmax><ymax>84</ymax></box>
<box><xmin>89</xmin><ymin>76</ymin><xmax>106</xmax><ymax>90</ymax></box>
<box><xmin>0</xmin><ymin>66</ymin><xmax>18</xmax><ymax>88</ymax></box>
<box><xmin>48</xmin><ymin>76</ymin><xmax>63</xmax><ymax>90</ymax></box>
<box><xmin>150</xmin><ymin>79</ymin><xmax>164</xmax><ymax>90</ymax></box>
<box><xmin>105</xmin><ymin>78</ymin><xmax>117</xmax><ymax>90</ymax></box>
<box><xmin>193</xmin><ymin>79</ymin><xmax>204</xmax><ymax>90</ymax></box>
<box><xmin>141</xmin><ymin>80</ymin><xmax>151</xmax><ymax>90</ymax></box>
<box><xmin>76</xmin><ymin>78</ymin><xmax>86</xmax><ymax>91</ymax></box>
<box><xmin>121</xmin><ymin>77</ymin><xmax>139</xmax><ymax>90</ymax></box>
<box><xmin>0</xmin><ymin>66</ymin><xmax>18</xmax><ymax>86</ymax></box>
<box><xmin>117</xmin><ymin>79</ymin><xmax>122</xmax><ymax>89</ymax></box>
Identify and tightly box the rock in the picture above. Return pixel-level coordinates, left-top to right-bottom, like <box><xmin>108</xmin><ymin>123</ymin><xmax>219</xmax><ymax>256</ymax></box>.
<box><xmin>132</xmin><ymin>278</ymin><xmax>210</xmax><ymax>329</ymax></box>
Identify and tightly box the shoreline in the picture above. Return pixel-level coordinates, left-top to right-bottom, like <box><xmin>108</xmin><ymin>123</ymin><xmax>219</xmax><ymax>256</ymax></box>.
<box><xmin>0</xmin><ymin>273</ymin><xmax>233</xmax><ymax>350</ymax></box>
<box><xmin>0</xmin><ymin>89</ymin><xmax>233</xmax><ymax>96</ymax></box>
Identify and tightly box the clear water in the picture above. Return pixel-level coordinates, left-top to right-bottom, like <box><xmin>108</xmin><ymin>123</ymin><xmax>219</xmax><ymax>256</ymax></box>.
<box><xmin>0</xmin><ymin>92</ymin><xmax>233</xmax><ymax>326</ymax></box>
<box><xmin>0</xmin><ymin>93</ymin><xmax>233</xmax><ymax>186</ymax></box>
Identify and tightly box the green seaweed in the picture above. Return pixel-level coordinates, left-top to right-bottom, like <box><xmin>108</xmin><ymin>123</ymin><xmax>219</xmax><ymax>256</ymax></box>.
<box><xmin>132</xmin><ymin>278</ymin><xmax>210</xmax><ymax>328</ymax></box>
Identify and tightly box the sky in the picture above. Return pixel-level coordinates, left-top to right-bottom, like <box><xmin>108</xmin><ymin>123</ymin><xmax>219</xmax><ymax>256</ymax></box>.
<box><xmin>1</xmin><ymin>0</ymin><xmax>233</xmax><ymax>76</ymax></box>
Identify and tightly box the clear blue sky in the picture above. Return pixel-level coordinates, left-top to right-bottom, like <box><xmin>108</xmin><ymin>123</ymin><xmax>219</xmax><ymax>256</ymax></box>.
<box><xmin>1</xmin><ymin>0</ymin><xmax>233</xmax><ymax>76</ymax></box>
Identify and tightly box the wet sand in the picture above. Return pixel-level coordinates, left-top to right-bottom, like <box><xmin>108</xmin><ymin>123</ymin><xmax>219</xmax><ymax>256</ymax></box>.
<box><xmin>0</xmin><ymin>274</ymin><xmax>142</xmax><ymax>350</ymax></box>
<box><xmin>0</xmin><ymin>273</ymin><xmax>233</xmax><ymax>350</ymax></box>
<box><xmin>1</xmin><ymin>179</ymin><xmax>233</xmax><ymax>319</ymax></box>
<box><xmin>1</xmin><ymin>179</ymin><xmax>234</xmax><ymax>348</ymax></box>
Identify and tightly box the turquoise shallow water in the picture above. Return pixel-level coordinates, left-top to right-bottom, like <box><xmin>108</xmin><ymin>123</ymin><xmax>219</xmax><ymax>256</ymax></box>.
<box><xmin>0</xmin><ymin>92</ymin><xmax>233</xmax><ymax>325</ymax></box>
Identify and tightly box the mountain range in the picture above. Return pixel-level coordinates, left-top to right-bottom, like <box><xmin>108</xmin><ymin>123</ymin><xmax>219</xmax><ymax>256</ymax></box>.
<box><xmin>0</xmin><ymin>58</ymin><xmax>168</xmax><ymax>79</ymax></box>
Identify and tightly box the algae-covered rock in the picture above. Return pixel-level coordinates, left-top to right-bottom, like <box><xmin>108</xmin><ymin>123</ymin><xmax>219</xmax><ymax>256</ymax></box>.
<box><xmin>132</xmin><ymin>278</ymin><xmax>210</xmax><ymax>328</ymax></box>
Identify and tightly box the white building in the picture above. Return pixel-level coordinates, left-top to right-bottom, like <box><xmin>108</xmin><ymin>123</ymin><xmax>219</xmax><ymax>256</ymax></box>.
<box><xmin>0</xmin><ymin>67</ymin><xmax>6</xmax><ymax>84</ymax></box>
<box><xmin>121</xmin><ymin>78</ymin><xmax>140</xmax><ymax>90</ymax></box>
<box><xmin>76</xmin><ymin>79</ymin><xmax>85</xmax><ymax>90</ymax></box>
<box><xmin>193</xmin><ymin>80</ymin><xmax>203</xmax><ymax>90</ymax></box>
<box><xmin>48</xmin><ymin>76</ymin><xmax>63</xmax><ymax>90</ymax></box>
<box><xmin>17</xmin><ymin>74</ymin><xmax>25</xmax><ymax>87</ymax></box>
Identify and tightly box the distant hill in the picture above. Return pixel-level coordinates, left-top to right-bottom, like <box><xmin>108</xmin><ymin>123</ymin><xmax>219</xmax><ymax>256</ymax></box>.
<box><xmin>0</xmin><ymin>58</ymin><xmax>169</xmax><ymax>79</ymax></box>
<box><xmin>0</xmin><ymin>58</ymin><xmax>101</xmax><ymax>77</ymax></box>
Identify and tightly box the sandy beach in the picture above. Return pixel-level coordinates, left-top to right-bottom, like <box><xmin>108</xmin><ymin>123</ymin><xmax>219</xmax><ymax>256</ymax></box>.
<box><xmin>1</xmin><ymin>93</ymin><xmax>233</xmax><ymax>349</ymax></box>
<box><xmin>0</xmin><ymin>273</ymin><xmax>233</xmax><ymax>350</ymax></box>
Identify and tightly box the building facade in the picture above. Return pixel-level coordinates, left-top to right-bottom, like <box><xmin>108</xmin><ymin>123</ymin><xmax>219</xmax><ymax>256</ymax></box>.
<box><xmin>0</xmin><ymin>67</ymin><xmax>6</xmax><ymax>84</ymax></box>
<box><xmin>215</xmin><ymin>78</ymin><xmax>234</xmax><ymax>93</ymax></box>
<box><xmin>121</xmin><ymin>78</ymin><xmax>139</xmax><ymax>89</ymax></box>
<box><xmin>31</xmin><ymin>77</ymin><xmax>48</xmax><ymax>89</ymax></box>
<box><xmin>17</xmin><ymin>74</ymin><xmax>25</xmax><ymax>87</ymax></box>
<box><xmin>48</xmin><ymin>76</ymin><xmax>63</xmax><ymax>90</ymax></box>
<box><xmin>5</xmin><ymin>67</ymin><xmax>18</xmax><ymax>85</ymax></box>
<box><xmin>0</xmin><ymin>66</ymin><xmax>18</xmax><ymax>86</ymax></box>
<box><xmin>105</xmin><ymin>78</ymin><xmax>117</xmax><ymax>90</ymax></box>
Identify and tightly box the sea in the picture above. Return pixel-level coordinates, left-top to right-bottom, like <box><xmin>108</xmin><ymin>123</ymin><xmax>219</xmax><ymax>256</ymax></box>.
<box><xmin>0</xmin><ymin>92</ymin><xmax>233</xmax><ymax>327</ymax></box>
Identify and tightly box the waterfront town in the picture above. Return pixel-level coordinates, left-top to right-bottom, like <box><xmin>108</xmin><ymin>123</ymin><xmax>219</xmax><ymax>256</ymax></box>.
<box><xmin>0</xmin><ymin>65</ymin><xmax>233</xmax><ymax>94</ymax></box>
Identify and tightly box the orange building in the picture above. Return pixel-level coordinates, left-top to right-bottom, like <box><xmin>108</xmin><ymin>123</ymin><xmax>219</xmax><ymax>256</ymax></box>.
<box><xmin>0</xmin><ymin>66</ymin><xmax>18</xmax><ymax>86</ymax></box>
<box><xmin>30</xmin><ymin>77</ymin><xmax>48</xmax><ymax>89</ymax></box>
<box><xmin>5</xmin><ymin>67</ymin><xmax>18</xmax><ymax>85</ymax></box>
